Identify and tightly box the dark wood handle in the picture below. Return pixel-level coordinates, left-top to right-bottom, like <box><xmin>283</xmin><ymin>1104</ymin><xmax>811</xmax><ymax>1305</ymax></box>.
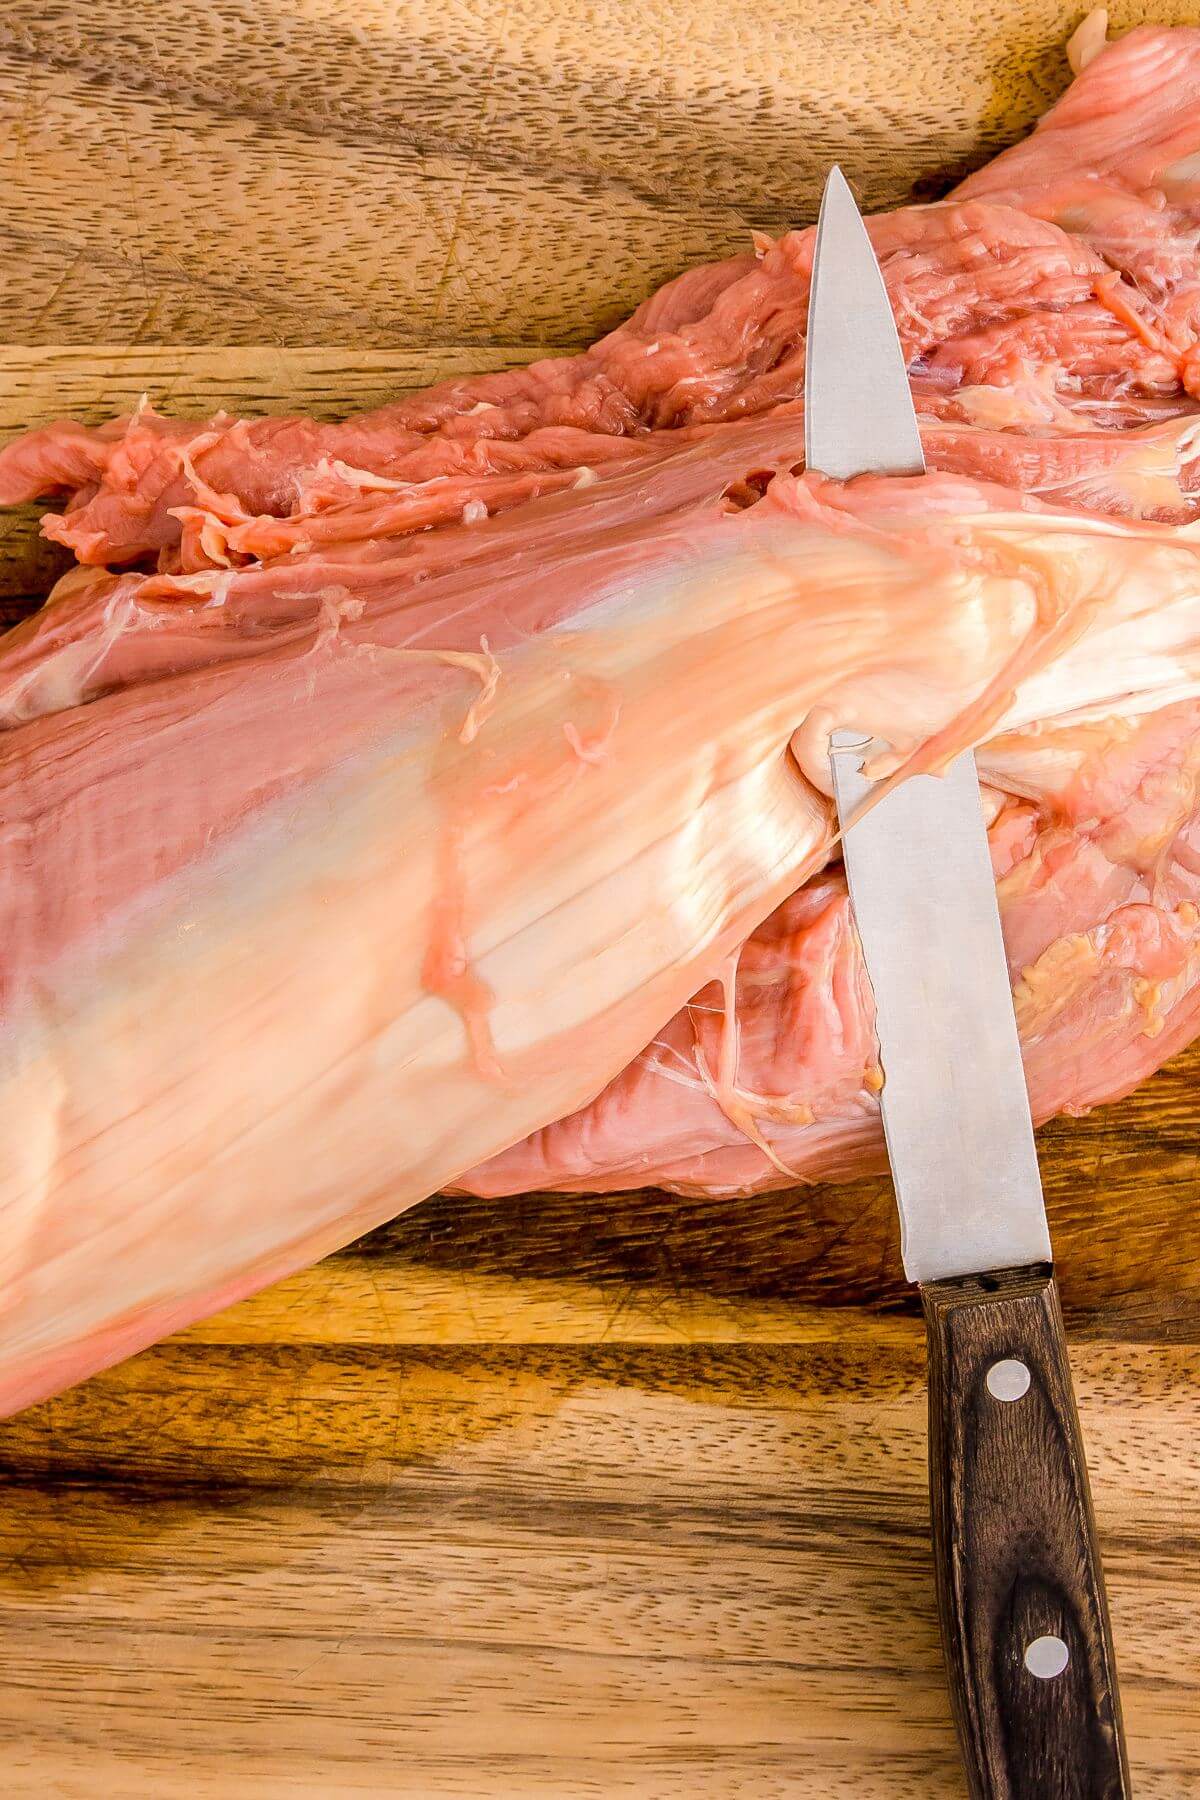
<box><xmin>922</xmin><ymin>1264</ymin><xmax>1129</xmax><ymax>1799</ymax></box>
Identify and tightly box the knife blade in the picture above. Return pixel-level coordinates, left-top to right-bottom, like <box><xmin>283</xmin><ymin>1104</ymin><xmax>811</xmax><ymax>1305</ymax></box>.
<box><xmin>807</xmin><ymin>165</ymin><xmax>1129</xmax><ymax>1800</ymax></box>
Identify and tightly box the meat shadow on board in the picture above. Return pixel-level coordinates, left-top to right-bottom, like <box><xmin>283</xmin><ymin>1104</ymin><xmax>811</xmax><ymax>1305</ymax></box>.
<box><xmin>356</xmin><ymin>1042</ymin><xmax>1200</xmax><ymax>1333</ymax></box>
<box><xmin>8</xmin><ymin>1071</ymin><xmax>1191</xmax><ymax>1594</ymax></box>
<box><xmin>0</xmin><ymin>1059</ymin><xmax>1191</xmax><ymax>1585</ymax></box>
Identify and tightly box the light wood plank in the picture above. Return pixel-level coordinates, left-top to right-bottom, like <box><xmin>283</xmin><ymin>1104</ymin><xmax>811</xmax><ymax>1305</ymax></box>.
<box><xmin>0</xmin><ymin>1338</ymin><xmax>1196</xmax><ymax>1796</ymax></box>
<box><xmin>4</xmin><ymin>0</ymin><xmax>1198</xmax><ymax>354</ymax></box>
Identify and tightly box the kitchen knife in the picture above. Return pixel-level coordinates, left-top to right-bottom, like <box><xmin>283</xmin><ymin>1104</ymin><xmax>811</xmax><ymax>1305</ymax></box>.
<box><xmin>807</xmin><ymin>166</ymin><xmax>1130</xmax><ymax>1800</ymax></box>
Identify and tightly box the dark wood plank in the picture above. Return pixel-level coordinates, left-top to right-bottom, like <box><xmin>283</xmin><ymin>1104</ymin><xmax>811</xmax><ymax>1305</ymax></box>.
<box><xmin>0</xmin><ymin>1326</ymin><xmax>1195</xmax><ymax>1796</ymax></box>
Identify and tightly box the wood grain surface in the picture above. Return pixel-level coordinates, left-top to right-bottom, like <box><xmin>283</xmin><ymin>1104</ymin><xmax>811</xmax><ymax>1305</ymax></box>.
<box><xmin>1</xmin><ymin>4</ymin><xmax>1199</xmax><ymax>1794</ymax></box>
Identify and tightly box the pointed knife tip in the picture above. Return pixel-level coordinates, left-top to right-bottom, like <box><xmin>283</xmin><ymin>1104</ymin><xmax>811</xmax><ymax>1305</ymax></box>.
<box><xmin>819</xmin><ymin>164</ymin><xmax>857</xmax><ymax>214</ymax></box>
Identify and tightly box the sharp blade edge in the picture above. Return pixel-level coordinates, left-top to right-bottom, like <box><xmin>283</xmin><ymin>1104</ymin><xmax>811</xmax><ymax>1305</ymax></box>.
<box><xmin>807</xmin><ymin>169</ymin><xmax>1051</xmax><ymax>1283</ymax></box>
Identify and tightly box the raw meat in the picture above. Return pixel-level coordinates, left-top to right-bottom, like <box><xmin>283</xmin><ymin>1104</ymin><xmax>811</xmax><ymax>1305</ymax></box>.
<box><xmin>2</xmin><ymin>17</ymin><xmax>1200</xmax><ymax>1411</ymax></box>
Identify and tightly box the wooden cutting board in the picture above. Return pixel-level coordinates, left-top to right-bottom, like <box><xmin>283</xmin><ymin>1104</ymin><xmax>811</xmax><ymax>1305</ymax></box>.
<box><xmin>1</xmin><ymin>4</ymin><xmax>1200</xmax><ymax>1794</ymax></box>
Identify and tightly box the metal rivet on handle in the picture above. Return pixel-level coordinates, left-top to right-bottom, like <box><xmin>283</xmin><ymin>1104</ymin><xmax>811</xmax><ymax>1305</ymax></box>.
<box><xmin>985</xmin><ymin>1358</ymin><xmax>1031</xmax><ymax>1402</ymax></box>
<box><xmin>1025</xmin><ymin>1636</ymin><xmax>1070</xmax><ymax>1680</ymax></box>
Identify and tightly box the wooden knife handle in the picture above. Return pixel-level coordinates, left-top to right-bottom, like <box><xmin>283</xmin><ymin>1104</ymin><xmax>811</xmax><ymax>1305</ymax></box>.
<box><xmin>921</xmin><ymin>1264</ymin><xmax>1129</xmax><ymax>1799</ymax></box>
